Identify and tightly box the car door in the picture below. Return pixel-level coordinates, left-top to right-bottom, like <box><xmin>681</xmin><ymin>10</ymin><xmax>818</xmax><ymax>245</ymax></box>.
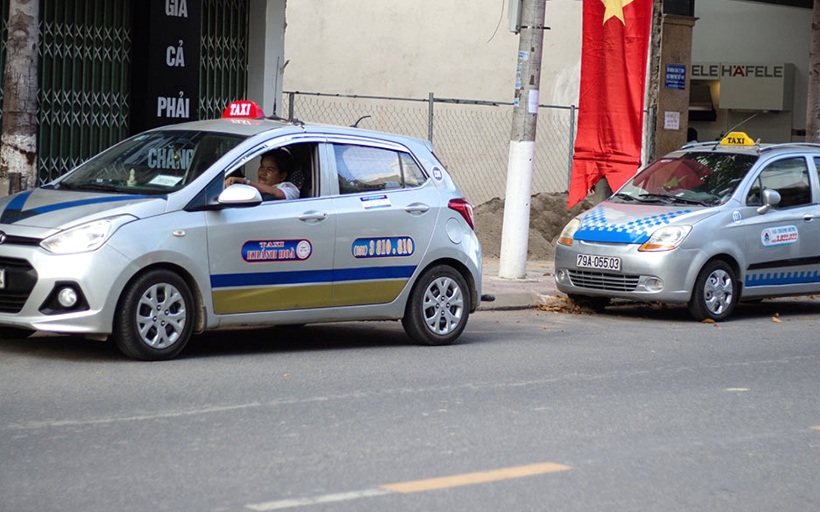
<box><xmin>206</xmin><ymin>142</ymin><xmax>336</xmax><ymax>315</ymax></box>
<box><xmin>734</xmin><ymin>155</ymin><xmax>820</xmax><ymax>295</ymax></box>
<box><xmin>326</xmin><ymin>140</ymin><xmax>437</xmax><ymax>307</ymax></box>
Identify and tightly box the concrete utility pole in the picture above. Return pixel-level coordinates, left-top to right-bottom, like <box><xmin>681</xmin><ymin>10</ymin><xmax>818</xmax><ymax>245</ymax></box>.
<box><xmin>807</xmin><ymin>0</ymin><xmax>820</xmax><ymax>142</ymax></box>
<box><xmin>499</xmin><ymin>0</ymin><xmax>546</xmax><ymax>279</ymax></box>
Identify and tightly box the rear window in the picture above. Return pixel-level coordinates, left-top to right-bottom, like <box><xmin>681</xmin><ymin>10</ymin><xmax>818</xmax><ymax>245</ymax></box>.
<box><xmin>334</xmin><ymin>144</ymin><xmax>427</xmax><ymax>194</ymax></box>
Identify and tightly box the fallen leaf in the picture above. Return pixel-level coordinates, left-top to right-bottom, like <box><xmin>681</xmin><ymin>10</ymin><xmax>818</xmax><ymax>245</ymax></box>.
<box><xmin>771</xmin><ymin>316</ymin><xmax>782</xmax><ymax>323</ymax></box>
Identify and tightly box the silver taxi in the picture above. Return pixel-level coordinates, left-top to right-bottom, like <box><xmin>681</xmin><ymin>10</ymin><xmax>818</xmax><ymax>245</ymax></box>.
<box><xmin>555</xmin><ymin>132</ymin><xmax>820</xmax><ymax>321</ymax></box>
<box><xmin>0</xmin><ymin>100</ymin><xmax>481</xmax><ymax>360</ymax></box>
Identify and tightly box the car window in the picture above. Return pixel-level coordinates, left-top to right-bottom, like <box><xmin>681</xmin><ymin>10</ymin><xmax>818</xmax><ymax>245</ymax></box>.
<box><xmin>334</xmin><ymin>144</ymin><xmax>426</xmax><ymax>195</ymax></box>
<box><xmin>746</xmin><ymin>157</ymin><xmax>810</xmax><ymax>208</ymax></box>
<box><xmin>401</xmin><ymin>153</ymin><xmax>427</xmax><ymax>187</ymax></box>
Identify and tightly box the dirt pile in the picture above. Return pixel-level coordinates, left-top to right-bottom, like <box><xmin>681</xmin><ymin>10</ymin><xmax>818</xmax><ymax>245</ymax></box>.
<box><xmin>473</xmin><ymin>192</ymin><xmax>593</xmax><ymax>260</ymax></box>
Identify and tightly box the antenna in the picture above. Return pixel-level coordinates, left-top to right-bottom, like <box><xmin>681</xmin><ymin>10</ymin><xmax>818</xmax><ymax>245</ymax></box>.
<box><xmin>351</xmin><ymin>115</ymin><xmax>371</xmax><ymax>128</ymax></box>
<box><xmin>711</xmin><ymin>111</ymin><xmax>767</xmax><ymax>150</ymax></box>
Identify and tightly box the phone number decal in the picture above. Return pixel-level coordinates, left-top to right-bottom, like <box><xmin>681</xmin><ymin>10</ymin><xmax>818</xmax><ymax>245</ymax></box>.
<box><xmin>352</xmin><ymin>237</ymin><xmax>415</xmax><ymax>258</ymax></box>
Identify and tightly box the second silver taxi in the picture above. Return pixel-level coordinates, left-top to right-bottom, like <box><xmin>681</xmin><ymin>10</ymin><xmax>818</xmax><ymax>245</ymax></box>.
<box><xmin>555</xmin><ymin>132</ymin><xmax>820</xmax><ymax>321</ymax></box>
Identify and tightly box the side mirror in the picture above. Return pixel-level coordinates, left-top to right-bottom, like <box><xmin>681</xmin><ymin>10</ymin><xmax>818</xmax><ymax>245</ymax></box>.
<box><xmin>218</xmin><ymin>184</ymin><xmax>263</xmax><ymax>206</ymax></box>
<box><xmin>757</xmin><ymin>188</ymin><xmax>781</xmax><ymax>214</ymax></box>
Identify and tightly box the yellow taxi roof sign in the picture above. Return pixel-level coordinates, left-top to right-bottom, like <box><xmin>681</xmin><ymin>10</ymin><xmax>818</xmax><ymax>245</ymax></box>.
<box><xmin>720</xmin><ymin>131</ymin><xmax>756</xmax><ymax>146</ymax></box>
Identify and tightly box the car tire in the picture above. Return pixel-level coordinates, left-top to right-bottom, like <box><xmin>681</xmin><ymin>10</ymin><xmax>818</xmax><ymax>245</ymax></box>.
<box><xmin>0</xmin><ymin>327</ymin><xmax>34</xmax><ymax>339</ymax></box>
<box><xmin>688</xmin><ymin>259</ymin><xmax>737</xmax><ymax>322</ymax></box>
<box><xmin>402</xmin><ymin>265</ymin><xmax>470</xmax><ymax>346</ymax></box>
<box><xmin>113</xmin><ymin>269</ymin><xmax>194</xmax><ymax>361</ymax></box>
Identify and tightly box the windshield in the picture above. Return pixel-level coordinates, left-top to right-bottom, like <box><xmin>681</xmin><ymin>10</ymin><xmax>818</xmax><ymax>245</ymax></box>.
<box><xmin>56</xmin><ymin>130</ymin><xmax>246</xmax><ymax>194</ymax></box>
<box><xmin>614</xmin><ymin>152</ymin><xmax>758</xmax><ymax>207</ymax></box>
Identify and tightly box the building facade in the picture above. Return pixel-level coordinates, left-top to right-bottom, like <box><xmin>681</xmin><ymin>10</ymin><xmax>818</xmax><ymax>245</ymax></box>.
<box><xmin>282</xmin><ymin>0</ymin><xmax>813</xmax><ymax>144</ymax></box>
<box><xmin>0</xmin><ymin>0</ymin><xmax>285</xmax><ymax>185</ymax></box>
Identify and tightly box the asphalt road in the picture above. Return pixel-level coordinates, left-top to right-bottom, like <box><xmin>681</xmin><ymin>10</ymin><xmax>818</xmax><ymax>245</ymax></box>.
<box><xmin>2</xmin><ymin>299</ymin><xmax>820</xmax><ymax>512</ymax></box>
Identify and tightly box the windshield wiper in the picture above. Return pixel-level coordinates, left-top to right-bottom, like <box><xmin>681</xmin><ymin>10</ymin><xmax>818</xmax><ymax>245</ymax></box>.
<box><xmin>639</xmin><ymin>193</ymin><xmax>707</xmax><ymax>206</ymax></box>
<box><xmin>61</xmin><ymin>180</ymin><xmax>126</xmax><ymax>193</ymax></box>
<box><xmin>612</xmin><ymin>193</ymin><xmax>637</xmax><ymax>202</ymax></box>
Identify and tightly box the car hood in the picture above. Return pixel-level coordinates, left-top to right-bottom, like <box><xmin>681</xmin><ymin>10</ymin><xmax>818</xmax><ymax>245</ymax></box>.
<box><xmin>0</xmin><ymin>189</ymin><xmax>167</xmax><ymax>233</ymax></box>
<box><xmin>574</xmin><ymin>202</ymin><xmax>715</xmax><ymax>244</ymax></box>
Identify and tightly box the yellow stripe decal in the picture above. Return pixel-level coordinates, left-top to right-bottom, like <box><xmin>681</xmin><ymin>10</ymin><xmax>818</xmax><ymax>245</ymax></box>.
<box><xmin>332</xmin><ymin>279</ymin><xmax>408</xmax><ymax>306</ymax></box>
<box><xmin>212</xmin><ymin>279</ymin><xmax>409</xmax><ymax>314</ymax></box>
<box><xmin>212</xmin><ymin>283</ymin><xmax>332</xmax><ymax>314</ymax></box>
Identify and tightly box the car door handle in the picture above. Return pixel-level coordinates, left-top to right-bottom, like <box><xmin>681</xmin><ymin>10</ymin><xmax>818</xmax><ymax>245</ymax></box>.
<box><xmin>804</xmin><ymin>214</ymin><xmax>814</xmax><ymax>222</ymax></box>
<box><xmin>404</xmin><ymin>203</ymin><xmax>430</xmax><ymax>214</ymax></box>
<box><xmin>298</xmin><ymin>210</ymin><xmax>328</xmax><ymax>223</ymax></box>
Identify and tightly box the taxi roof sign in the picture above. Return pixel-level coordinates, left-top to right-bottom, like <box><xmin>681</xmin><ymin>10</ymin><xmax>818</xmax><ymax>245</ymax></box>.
<box><xmin>720</xmin><ymin>131</ymin><xmax>756</xmax><ymax>146</ymax></box>
<box><xmin>222</xmin><ymin>100</ymin><xmax>266</xmax><ymax>119</ymax></box>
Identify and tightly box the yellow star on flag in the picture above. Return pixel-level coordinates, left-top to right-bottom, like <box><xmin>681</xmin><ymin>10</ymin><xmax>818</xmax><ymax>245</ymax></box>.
<box><xmin>601</xmin><ymin>0</ymin><xmax>635</xmax><ymax>24</ymax></box>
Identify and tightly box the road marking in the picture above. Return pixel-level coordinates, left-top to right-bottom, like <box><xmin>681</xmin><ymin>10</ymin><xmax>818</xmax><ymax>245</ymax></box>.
<box><xmin>246</xmin><ymin>462</ymin><xmax>572</xmax><ymax>510</ymax></box>
<box><xmin>381</xmin><ymin>462</ymin><xmax>573</xmax><ymax>493</ymax></box>
<box><xmin>811</xmin><ymin>425</ymin><xmax>820</xmax><ymax>431</ymax></box>
<box><xmin>246</xmin><ymin>489</ymin><xmax>391</xmax><ymax>511</ymax></box>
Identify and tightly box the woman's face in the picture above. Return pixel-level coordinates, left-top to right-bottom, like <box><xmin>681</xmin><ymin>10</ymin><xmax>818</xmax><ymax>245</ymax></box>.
<box><xmin>258</xmin><ymin>156</ymin><xmax>286</xmax><ymax>186</ymax></box>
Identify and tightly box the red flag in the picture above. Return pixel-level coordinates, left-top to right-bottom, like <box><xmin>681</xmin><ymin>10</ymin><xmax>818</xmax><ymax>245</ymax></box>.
<box><xmin>568</xmin><ymin>0</ymin><xmax>653</xmax><ymax>209</ymax></box>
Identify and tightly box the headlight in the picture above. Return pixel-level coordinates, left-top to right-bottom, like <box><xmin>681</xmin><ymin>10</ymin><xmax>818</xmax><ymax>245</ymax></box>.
<box><xmin>639</xmin><ymin>225</ymin><xmax>692</xmax><ymax>252</ymax></box>
<box><xmin>41</xmin><ymin>215</ymin><xmax>136</xmax><ymax>254</ymax></box>
<box><xmin>557</xmin><ymin>218</ymin><xmax>581</xmax><ymax>246</ymax></box>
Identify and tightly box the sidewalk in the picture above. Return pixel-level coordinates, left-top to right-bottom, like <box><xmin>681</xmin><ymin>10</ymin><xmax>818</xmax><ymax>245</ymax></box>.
<box><xmin>478</xmin><ymin>257</ymin><xmax>564</xmax><ymax>311</ymax></box>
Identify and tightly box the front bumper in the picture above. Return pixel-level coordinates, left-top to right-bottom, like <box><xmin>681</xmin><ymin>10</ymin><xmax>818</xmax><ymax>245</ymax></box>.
<box><xmin>0</xmin><ymin>243</ymin><xmax>133</xmax><ymax>334</ymax></box>
<box><xmin>554</xmin><ymin>241</ymin><xmax>700</xmax><ymax>304</ymax></box>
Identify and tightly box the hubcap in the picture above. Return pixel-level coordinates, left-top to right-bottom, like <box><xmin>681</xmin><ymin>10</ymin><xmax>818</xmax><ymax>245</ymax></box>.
<box><xmin>422</xmin><ymin>276</ymin><xmax>464</xmax><ymax>335</ymax></box>
<box><xmin>703</xmin><ymin>269</ymin><xmax>733</xmax><ymax>315</ymax></box>
<box><xmin>136</xmin><ymin>283</ymin><xmax>187</xmax><ymax>349</ymax></box>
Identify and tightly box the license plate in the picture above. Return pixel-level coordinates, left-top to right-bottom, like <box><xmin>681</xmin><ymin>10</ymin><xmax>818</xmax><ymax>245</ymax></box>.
<box><xmin>0</xmin><ymin>268</ymin><xmax>5</xmax><ymax>289</ymax></box>
<box><xmin>576</xmin><ymin>254</ymin><xmax>621</xmax><ymax>272</ymax></box>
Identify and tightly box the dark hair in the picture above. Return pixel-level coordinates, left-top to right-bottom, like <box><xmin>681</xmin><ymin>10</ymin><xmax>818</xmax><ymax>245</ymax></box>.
<box><xmin>262</xmin><ymin>148</ymin><xmax>294</xmax><ymax>177</ymax></box>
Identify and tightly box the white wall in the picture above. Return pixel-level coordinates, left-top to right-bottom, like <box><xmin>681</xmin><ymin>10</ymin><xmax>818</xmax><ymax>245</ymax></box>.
<box><xmin>282</xmin><ymin>0</ymin><xmax>583</xmax><ymax>105</ymax></box>
<box><xmin>248</xmin><ymin>0</ymin><xmax>287</xmax><ymax>116</ymax></box>
<box><xmin>691</xmin><ymin>0</ymin><xmax>811</xmax><ymax>139</ymax></box>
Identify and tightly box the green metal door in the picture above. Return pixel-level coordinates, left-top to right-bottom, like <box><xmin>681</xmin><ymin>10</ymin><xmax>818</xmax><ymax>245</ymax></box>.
<box><xmin>0</xmin><ymin>0</ymin><xmax>249</xmax><ymax>186</ymax></box>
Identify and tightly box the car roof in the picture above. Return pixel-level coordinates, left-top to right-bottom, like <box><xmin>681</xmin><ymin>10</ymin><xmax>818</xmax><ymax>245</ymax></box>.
<box><xmin>669</xmin><ymin>140</ymin><xmax>820</xmax><ymax>160</ymax></box>
<box><xmin>149</xmin><ymin>116</ymin><xmax>432</xmax><ymax>151</ymax></box>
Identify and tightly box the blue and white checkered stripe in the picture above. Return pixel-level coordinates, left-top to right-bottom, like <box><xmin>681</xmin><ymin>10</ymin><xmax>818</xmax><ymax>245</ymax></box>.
<box><xmin>574</xmin><ymin>206</ymin><xmax>692</xmax><ymax>244</ymax></box>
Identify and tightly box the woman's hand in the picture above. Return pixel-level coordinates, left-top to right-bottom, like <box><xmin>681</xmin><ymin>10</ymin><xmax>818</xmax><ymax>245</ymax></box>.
<box><xmin>225</xmin><ymin>176</ymin><xmax>249</xmax><ymax>186</ymax></box>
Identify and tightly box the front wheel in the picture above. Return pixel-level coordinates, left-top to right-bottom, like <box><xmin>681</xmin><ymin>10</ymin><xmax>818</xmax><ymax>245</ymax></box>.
<box><xmin>402</xmin><ymin>265</ymin><xmax>471</xmax><ymax>346</ymax></box>
<box><xmin>113</xmin><ymin>270</ymin><xmax>195</xmax><ymax>361</ymax></box>
<box><xmin>688</xmin><ymin>260</ymin><xmax>737</xmax><ymax>321</ymax></box>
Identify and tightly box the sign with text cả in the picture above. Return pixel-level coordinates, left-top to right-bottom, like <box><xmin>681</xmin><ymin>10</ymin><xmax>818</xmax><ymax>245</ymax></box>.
<box><xmin>132</xmin><ymin>0</ymin><xmax>201</xmax><ymax>131</ymax></box>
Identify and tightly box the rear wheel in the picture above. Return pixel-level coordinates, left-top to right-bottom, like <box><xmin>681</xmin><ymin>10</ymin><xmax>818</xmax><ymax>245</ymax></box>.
<box><xmin>688</xmin><ymin>260</ymin><xmax>737</xmax><ymax>321</ymax></box>
<box><xmin>113</xmin><ymin>270</ymin><xmax>194</xmax><ymax>361</ymax></box>
<box><xmin>402</xmin><ymin>265</ymin><xmax>470</xmax><ymax>346</ymax></box>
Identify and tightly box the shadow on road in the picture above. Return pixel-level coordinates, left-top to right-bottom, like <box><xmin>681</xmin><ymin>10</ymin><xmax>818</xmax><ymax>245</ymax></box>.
<box><xmin>575</xmin><ymin>296</ymin><xmax>820</xmax><ymax>323</ymax></box>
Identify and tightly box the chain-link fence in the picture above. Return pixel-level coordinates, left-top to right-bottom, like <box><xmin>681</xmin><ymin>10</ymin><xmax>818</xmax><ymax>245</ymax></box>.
<box><xmin>284</xmin><ymin>91</ymin><xmax>656</xmax><ymax>206</ymax></box>
<box><xmin>284</xmin><ymin>91</ymin><xmax>578</xmax><ymax>206</ymax></box>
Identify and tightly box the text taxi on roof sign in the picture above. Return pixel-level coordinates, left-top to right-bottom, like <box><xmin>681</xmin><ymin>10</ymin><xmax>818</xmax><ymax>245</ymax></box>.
<box><xmin>0</xmin><ymin>100</ymin><xmax>483</xmax><ymax>360</ymax></box>
<box><xmin>555</xmin><ymin>131</ymin><xmax>820</xmax><ymax>321</ymax></box>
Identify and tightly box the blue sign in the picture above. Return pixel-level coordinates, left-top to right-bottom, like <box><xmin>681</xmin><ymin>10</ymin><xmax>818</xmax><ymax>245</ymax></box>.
<box><xmin>665</xmin><ymin>64</ymin><xmax>686</xmax><ymax>91</ymax></box>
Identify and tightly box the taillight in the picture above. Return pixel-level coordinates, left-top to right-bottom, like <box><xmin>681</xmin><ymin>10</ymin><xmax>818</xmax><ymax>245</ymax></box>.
<box><xmin>448</xmin><ymin>198</ymin><xmax>475</xmax><ymax>230</ymax></box>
